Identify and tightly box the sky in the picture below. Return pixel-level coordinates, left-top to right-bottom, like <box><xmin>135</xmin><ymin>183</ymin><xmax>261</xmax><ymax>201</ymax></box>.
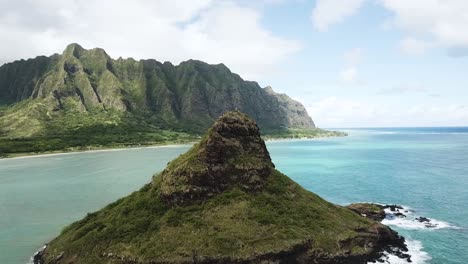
<box><xmin>0</xmin><ymin>0</ymin><xmax>467</xmax><ymax>127</ymax></box>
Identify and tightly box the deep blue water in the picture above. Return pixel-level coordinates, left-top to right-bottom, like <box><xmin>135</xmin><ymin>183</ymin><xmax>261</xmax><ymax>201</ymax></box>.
<box><xmin>0</xmin><ymin>127</ymin><xmax>467</xmax><ymax>263</ymax></box>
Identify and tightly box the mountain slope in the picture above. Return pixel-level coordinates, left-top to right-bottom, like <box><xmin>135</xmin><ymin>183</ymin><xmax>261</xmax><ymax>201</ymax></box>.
<box><xmin>38</xmin><ymin>112</ymin><xmax>405</xmax><ymax>264</ymax></box>
<box><xmin>0</xmin><ymin>43</ymin><xmax>314</xmax><ymax>137</ymax></box>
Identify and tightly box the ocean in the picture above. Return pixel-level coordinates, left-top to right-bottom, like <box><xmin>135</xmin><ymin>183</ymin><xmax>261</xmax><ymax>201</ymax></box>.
<box><xmin>0</xmin><ymin>127</ymin><xmax>467</xmax><ymax>264</ymax></box>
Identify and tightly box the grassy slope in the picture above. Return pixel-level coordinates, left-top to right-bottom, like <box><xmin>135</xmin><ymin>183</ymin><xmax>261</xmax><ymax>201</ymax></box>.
<box><xmin>0</xmin><ymin>100</ymin><xmax>198</xmax><ymax>157</ymax></box>
<box><xmin>0</xmin><ymin>101</ymin><xmax>345</xmax><ymax>158</ymax></box>
<box><xmin>43</xmin><ymin>170</ymin><xmax>373</xmax><ymax>263</ymax></box>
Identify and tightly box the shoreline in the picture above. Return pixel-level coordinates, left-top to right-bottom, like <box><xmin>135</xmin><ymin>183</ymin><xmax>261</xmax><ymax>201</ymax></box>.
<box><xmin>0</xmin><ymin>142</ymin><xmax>196</xmax><ymax>161</ymax></box>
<box><xmin>0</xmin><ymin>134</ymin><xmax>347</xmax><ymax>161</ymax></box>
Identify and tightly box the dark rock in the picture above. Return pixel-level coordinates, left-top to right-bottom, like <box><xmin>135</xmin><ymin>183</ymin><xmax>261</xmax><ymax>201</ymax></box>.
<box><xmin>416</xmin><ymin>217</ymin><xmax>430</xmax><ymax>223</ymax></box>
<box><xmin>159</xmin><ymin>111</ymin><xmax>274</xmax><ymax>205</ymax></box>
<box><xmin>394</xmin><ymin>212</ymin><xmax>406</xmax><ymax>218</ymax></box>
<box><xmin>424</xmin><ymin>223</ymin><xmax>438</xmax><ymax>228</ymax></box>
<box><xmin>385</xmin><ymin>205</ymin><xmax>403</xmax><ymax>212</ymax></box>
<box><xmin>32</xmin><ymin>245</ymin><xmax>47</xmax><ymax>264</ymax></box>
<box><xmin>33</xmin><ymin>253</ymin><xmax>42</xmax><ymax>264</ymax></box>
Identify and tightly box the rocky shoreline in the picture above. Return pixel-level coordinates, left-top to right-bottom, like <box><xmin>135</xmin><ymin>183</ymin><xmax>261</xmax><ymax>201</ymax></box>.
<box><xmin>31</xmin><ymin>245</ymin><xmax>47</xmax><ymax>264</ymax></box>
<box><xmin>34</xmin><ymin>239</ymin><xmax>408</xmax><ymax>264</ymax></box>
<box><xmin>344</xmin><ymin>202</ymin><xmax>454</xmax><ymax>263</ymax></box>
<box><xmin>347</xmin><ymin>203</ymin><xmax>448</xmax><ymax>230</ymax></box>
<box><xmin>33</xmin><ymin>207</ymin><xmax>410</xmax><ymax>264</ymax></box>
<box><xmin>32</xmin><ymin>204</ymin><xmax>416</xmax><ymax>264</ymax></box>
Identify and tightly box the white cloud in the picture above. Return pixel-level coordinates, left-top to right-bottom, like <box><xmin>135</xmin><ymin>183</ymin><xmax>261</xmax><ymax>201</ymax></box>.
<box><xmin>306</xmin><ymin>97</ymin><xmax>366</xmax><ymax>127</ymax></box>
<box><xmin>0</xmin><ymin>0</ymin><xmax>300</xmax><ymax>80</ymax></box>
<box><xmin>381</xmin><ymin>0</ymin><xmax>468</xmax><ymax>56</ymax></box>
<box><xmin>311</xmin><ymin>0</ymin><xmax>366</xmax><ymax>31</ymax></box>
<box><xmin>399</xmin><ymin>37</ymin><xmax>434</xmax><ymax>55</ymax></box>
<box><xmin>339</xmin><ymin>48</ymin><xmax>363</xmax><ymax>84</ymax></box>
<box><xmin>310</xmin><ymin>0</ymin><xmax>468</xmax><ymax>56</ymax></box>
<box><xmin>340</xmin><ymin>67</ymin><xmax>359</xmax><ymax>83</ymax></box>
<box><xmin>306</xmin><ymin>97</ymin><xmax>468</xmax><ymax>127</ymax></box>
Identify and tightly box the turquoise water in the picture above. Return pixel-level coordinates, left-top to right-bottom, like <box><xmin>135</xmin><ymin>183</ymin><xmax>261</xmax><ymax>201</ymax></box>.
<box><xmin>268</xmin><ymin>128</ymin><xmax>468</xmax><ymax>264</ymax></box>
<box><xmin>1</xmin><ymin>128</ymin><xmax>467</xmax><ymax>264</ymax></box>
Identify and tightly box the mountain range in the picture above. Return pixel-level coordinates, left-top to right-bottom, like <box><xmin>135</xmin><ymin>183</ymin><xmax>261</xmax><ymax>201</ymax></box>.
<box><xmin>0</xmin><ymin>44</ymin><xmax>338</xmax><ymax>156</ymax></box>
<box><xmin>0</xmin><ymin>43</ymin><xmax>314</xmax><ymax>133</ymax></box>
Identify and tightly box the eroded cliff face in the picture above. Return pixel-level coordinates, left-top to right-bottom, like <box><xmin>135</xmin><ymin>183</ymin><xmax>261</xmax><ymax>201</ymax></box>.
<box><xmin>0</xmin><ymin>43</ymin><xmax>315</xmax><ymax>136</ymax></box>
<box><xmin>159</xmin><ymin>111</ymin><xmax>274</xmax><ymax>205</ymax></box>
<box><xmin>264</xmin><ymin>86</ymin><xmax>315</xmax><ymax>128</ymax></box>
<box><xmin>38</xmin><ymin>112</ymin><xmax>407</xmax><ymax>264</ymax></box>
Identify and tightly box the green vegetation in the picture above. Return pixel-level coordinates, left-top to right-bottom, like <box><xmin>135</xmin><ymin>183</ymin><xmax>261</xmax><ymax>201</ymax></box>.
<box><xmin>263</xmin><ymin>127</ymin><xmax>348</xmax><ymax>140</ymax></box>
<box><xmin>0</xmin><ymin>129</ymin><xmax>194</xmax><ymax>157</ymax></box>
<box><xmin>39</xmin><ymin>111</ymin><xmax>399</xmax><ymax>264</ymax></box>
<box><xmin>0</xmin><ymin>102</ymin><xmax>197</xmax><ymax>157</ymax></box>
<box><xmin>0</xmin><ymin>43</ymin><xmax>340</xmax><ymax>158</ymax></box>
<box><xmin>0</xmin><ymin>101</ymin><xmax>344</xmax><ymax>158</ymax></box>
<box><xmin>43</xmin><ymin>170</ymin><xmax>375</xmax><ymax>263</ymax></box>
<box><xmin>0</xmin><ymin>125</ymin><xmax>343</xmax><ymax>158</ymax></box>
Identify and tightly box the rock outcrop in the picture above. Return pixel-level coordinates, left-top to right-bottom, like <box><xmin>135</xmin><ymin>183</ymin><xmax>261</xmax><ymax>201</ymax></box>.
<box><xmin>346</xmin><ymin>203</ymin><xmax>387</xmax><ymax>221</ymax></box>
<box><xmin>159</xmin><ymin>112</ymin><xmax>274</xmax><ymax>205</ymax></box>
<box><xmin>38</xmin><ymin>112</ymin><xmax>407</xmax><ymax>264</ymax></box>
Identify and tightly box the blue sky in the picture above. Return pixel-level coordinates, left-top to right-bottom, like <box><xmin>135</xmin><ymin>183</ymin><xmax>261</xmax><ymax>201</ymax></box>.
<box><xmin>254</xmin><ymin>0</ymin><xmax>468</xmax><ymax>127</ymax></box>
<box><xmin>0</xmin><ymin>0</ymin><xmax>467</xmax><ymax>127</ymax></box>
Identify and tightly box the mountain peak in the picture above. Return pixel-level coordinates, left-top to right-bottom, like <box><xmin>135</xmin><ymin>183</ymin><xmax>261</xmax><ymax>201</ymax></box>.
<box><xmin>63</xmin><ymin>43</ymin><xmax>84</xmax><ymax>57</ymax></box>
<box><xmin>159</xmin><ymin>111</ymin><xmax>274</xmax><ymax>205</ymax></box>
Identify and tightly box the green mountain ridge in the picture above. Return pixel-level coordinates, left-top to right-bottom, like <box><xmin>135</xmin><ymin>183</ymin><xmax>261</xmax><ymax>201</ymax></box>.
<box><xmin>0</xmin><ymin>43</ymin><xmax>338</xmax><ymax>156</ymax></box>
<box><xmin>37</xmin><ymin>112</ymin><xmax>406</xmax><ymax>264</ymax></box>
<box><xmin>0</xmin><ymin>43</ymin><xmax>314</xmax><ymax>133</ymax></box>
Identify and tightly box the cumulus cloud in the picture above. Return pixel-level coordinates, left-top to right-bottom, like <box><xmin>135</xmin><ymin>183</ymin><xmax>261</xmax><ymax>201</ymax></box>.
<box><xmin>381</xmin><ymin>0</ymin><xmax>468</xmax><ymax>56</ymax></box>
<box><xmin>311</xmin><ymin>0</ymin><xmax>468</xmax><ymax>56</ymax></box>
<box><xmin>306</xmin><ymin>97</ymin><xmax>468</xmax><ymax>127</ymax></box>
<box><xmin>399</xmin><ymin>37</ymin><xmax>434</xmax><ymax>55</ymax></box>
<box><xmin>311</xmin><ymin>0</ymin><xmax>366</xmax><ymax>31</ymax></box>
<box><xmin>0</xmin><ymin>0</ymin><xmax>300</xmax><ymax>80</ymax></box>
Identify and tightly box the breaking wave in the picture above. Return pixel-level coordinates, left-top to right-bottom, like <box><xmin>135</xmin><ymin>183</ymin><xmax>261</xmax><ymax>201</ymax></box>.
<box><xmin>381</xmin><ymin>205</ymin><xmax>459</xmax><ymax>230</ymax></box>
<box><xmin>368</xmin><ymin>239</ymin><xmax>431</xmax><ymax>264</ymax></box>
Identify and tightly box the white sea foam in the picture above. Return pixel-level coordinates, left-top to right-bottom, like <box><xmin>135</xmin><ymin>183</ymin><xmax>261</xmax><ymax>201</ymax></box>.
<box><xmin>368</xmin><ymin>239</ymin><xmax>431</xmax><ymax>264</ymax></box>
<box><xmin>381</xmin><ymin>205</ymin><xmax>459</xmax><ymax>230</ymax></box>
<box><xmin>28</xmin><ymin>245</ymin><xmax>46</xmax><ymax>264</ymax></box>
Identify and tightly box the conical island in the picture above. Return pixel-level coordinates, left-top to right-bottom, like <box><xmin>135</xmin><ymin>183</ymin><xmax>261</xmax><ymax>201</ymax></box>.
<box><xmin>38</xmin><ymin>111</ymin><xmax>406</xmax><ymax>264</ymax></box>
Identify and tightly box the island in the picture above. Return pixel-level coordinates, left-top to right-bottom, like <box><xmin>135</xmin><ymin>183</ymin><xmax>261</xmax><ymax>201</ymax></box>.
<box><xmin>35</xmin><ymin>111</ymin><xmax>406</xmax><ymax>264</ymax></box>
